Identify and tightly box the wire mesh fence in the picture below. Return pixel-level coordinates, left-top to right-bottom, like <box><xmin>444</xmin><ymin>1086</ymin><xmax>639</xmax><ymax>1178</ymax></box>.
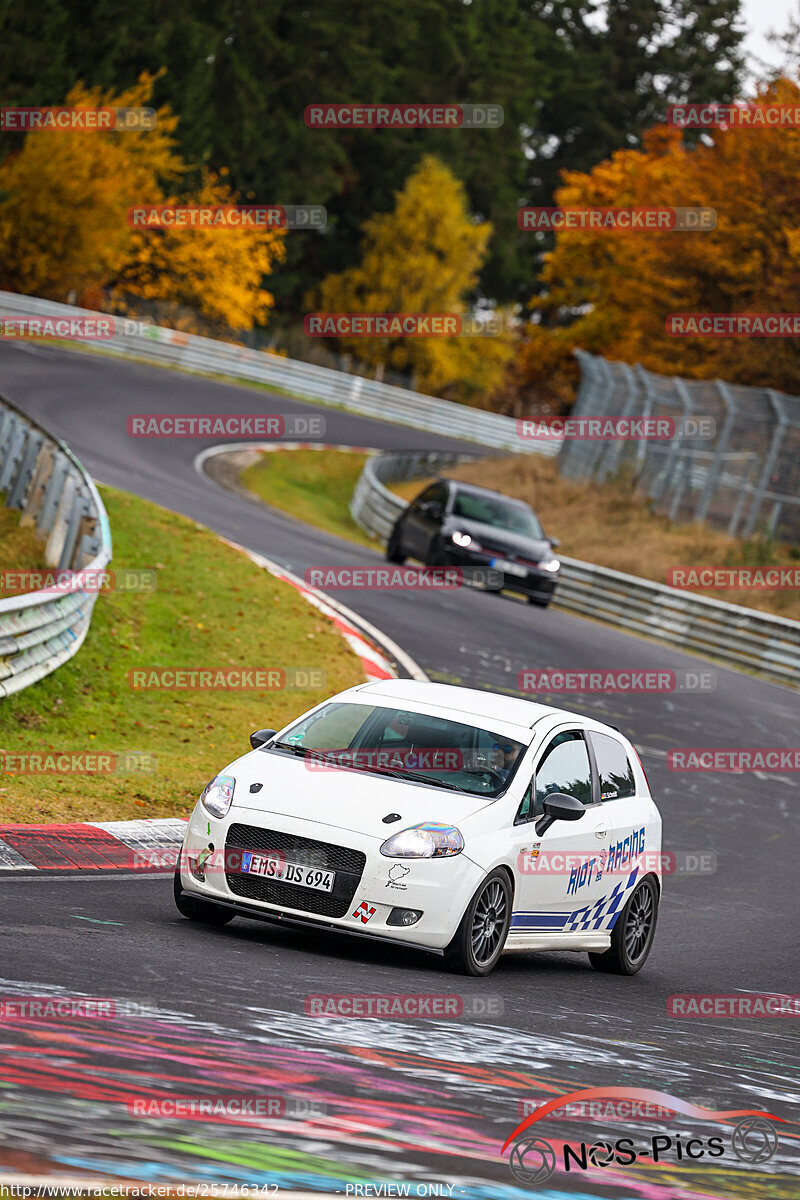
<box><xmin>562</xmin><ymin>351</ymin><xmax>800</xmax><ymax>544</ymax></box>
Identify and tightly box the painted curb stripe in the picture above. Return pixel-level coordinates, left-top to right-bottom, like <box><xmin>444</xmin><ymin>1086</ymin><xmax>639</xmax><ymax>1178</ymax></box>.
<box><xmin>0</xmin><ymin>822</ymin><xmax>141</xmax><ymax>870</ymax></box>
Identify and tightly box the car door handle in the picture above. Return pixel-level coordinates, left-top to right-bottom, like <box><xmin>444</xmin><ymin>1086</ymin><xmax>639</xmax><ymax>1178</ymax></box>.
<box><xmin>593</xmin><ymin>822</ymin><xmax>609</xmax><ymax>839</ymax></box>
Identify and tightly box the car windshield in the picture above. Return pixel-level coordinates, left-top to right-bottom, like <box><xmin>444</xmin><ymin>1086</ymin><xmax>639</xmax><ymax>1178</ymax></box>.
<box><xmin>451</xmin><ymin>491</ymin><xmax>544</xmax><ymax>538</ymax></box>
<box><xmin>272</xmin><ymin>702</ymin><xmax>527</xmax><ymax>797</ymax></box>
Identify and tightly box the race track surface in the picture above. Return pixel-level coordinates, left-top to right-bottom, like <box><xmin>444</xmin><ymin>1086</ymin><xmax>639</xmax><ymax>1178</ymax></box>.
<box><xmin>1</xmin><ymin>340</ymin><xmax>798</xmax><ymax>1197</ymax></box>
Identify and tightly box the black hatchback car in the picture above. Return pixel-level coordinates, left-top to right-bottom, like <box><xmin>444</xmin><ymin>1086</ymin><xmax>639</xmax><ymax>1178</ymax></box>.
<box><xmin>386</xmin><ymin>479</ymin><xmax>561</xmax><ymax>606</ymax></box>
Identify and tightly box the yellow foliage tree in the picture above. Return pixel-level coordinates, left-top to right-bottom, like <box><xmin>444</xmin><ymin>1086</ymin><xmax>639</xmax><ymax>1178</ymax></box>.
<box><xmin>117</xmin><ymin>171</ymin><xmax>284</xmax><ymax>332</ymax></box>
<box><xmin>0</xmin><ymin>75</ymin><xmax>284</xmax><ymax>332</ymax></box>
<box><xmin>517</xmin><ymin>76</ymin><xmax>800</xmax><ymax>395</ymax></box>
<box><xmin>311</xmin><ymin>156</ymin><xmax>512</xmax><ymax>401</ymax></box>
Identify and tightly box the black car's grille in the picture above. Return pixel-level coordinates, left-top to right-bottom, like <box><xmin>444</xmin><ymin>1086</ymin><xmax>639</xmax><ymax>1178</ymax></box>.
<box><xmin>477</xmin><ymin>537</ymin><xmax>516</xmax><ymax>557</ymax></box>
<box><xmin>225</xmin><ymin>823</ymin><xmax>366</xmax><ymax>918</ymax></box>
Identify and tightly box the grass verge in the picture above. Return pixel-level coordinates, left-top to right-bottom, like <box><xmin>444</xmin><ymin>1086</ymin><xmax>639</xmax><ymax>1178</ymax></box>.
<box><xmin>0</xmin><ymin>486</ymin><xmax>364</xmax><ymax>822</ymax></box>
<box><xmin>239</xmin><ymin>448</ymin><xmax>380</xmax><ymax>548</ymax></box>
<box><xmin>390</xmin><ymin>456</ymin><xmax>800</xmax><ymax>620</ymax></box>
<box><xmin>0</xmin><ymin>503</ymin><xmax>48</xmax><ymax>597</ymax></box>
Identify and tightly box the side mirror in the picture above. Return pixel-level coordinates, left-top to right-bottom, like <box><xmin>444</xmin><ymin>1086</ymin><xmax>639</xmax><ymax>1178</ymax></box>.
<box><xmin>535</xmin><ymin>791</ymin><xmax>585</xmax><ymax>836</ymax></box>
<box><xmin>250</xmin><ymin>728</ymin><xmax>277</xmax><ymax>750</ymax></box>
<box><xmin>548</xmin><ymin>536</ymin><xmax>561</xmax><ymax>548</ymax></box>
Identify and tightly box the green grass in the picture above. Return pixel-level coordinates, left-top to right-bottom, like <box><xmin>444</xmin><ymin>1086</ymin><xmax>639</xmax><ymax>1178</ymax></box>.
<box><xmin>0</xmin><ymin>502</ymin><xmax>48</xmax><ymax>597</ymax></box>
<box><xmin>240</xmin><ymin>448</ymin><xmax>381</xmax><ymax>548</ymax></box>
<box><xmin>0</xmin><ymin>486</ymin><xmax>364</xmax><ymax>823</ymax></box>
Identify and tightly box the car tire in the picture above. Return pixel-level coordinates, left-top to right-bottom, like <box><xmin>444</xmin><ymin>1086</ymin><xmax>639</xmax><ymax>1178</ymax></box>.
<box><xmin>444</xmin><ymin>869</ymin><xmax>512</xmax><ymax>977</ymax></box>
<box><xmin>386</xmin><ymin>527</ymin><xmax>407</xmax><ymax>564</ymax></box>
<box><xmin>173</xmin><ymin>868</ymin><xmax>235</xmax><ymax>926</ymax></box>
<box><xmin>527</xmin><ymin>594</ymin><xmax>551</xmax><ymax>607</ymax></box>
<box><xmin>588</xmin><ymin>875</ymin><xmax>659</xmax><ymax>975</ymax></box>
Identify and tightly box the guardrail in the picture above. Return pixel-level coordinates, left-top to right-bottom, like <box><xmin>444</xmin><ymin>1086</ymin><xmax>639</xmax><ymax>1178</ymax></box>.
<box><xmin>0</xmin><ymin>290</ymin><xmax>559</xmax><ymax>457</ymax></box>
<box><xmin>0</xmin><ymin>395</ymin><xmax>111</xmax><ymax>698</ymax></box>
<box><xmin>351</xmin><ymin>451</ymin><xmax>800</xmax><ymax>688</ymax></box>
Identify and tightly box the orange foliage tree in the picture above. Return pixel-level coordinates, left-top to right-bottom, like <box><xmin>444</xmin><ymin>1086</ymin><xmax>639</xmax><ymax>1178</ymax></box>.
<box><xmin>516</xmin><ymin>76</ymin><xmax>800</xmax><ymax>398</ymax></box>
<box><xmin>0</xmin><ymin>75</ymin><xmax>284</xmax><ymax>332</ymax></box>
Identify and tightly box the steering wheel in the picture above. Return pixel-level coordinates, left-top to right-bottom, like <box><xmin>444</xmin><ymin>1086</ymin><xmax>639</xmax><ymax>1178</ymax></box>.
<box><xmin>468</xmin><ymin>766</ymin><xmax>506</xmax><ymax>790</ymax></box>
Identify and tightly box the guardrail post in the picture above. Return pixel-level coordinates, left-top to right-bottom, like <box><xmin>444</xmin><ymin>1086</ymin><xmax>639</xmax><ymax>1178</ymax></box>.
<box><xmin>7</xmin><ymin>430</ymin><xmax>43</xmax><ymax>509</ymax></box>
<box><xmin>0</xmin><ymin>416</ymin><xmax>25</xmax><ymax>493</ymax></box>
<box><xmin>37</xmin><ymin>451</ymin><xmax>69</xmax><ymax>536</ymax></box>
<box><xmin>20</xmin><ymin>444</ymin><xmax>55</xmax><ymax>528</ymax></box>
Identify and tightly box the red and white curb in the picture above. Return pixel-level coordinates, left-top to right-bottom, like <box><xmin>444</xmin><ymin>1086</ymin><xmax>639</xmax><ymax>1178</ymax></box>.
<box><xmin>0</xmin><ymin>817</ymin><xmax>187</xmax><ymax>872</ymax></box>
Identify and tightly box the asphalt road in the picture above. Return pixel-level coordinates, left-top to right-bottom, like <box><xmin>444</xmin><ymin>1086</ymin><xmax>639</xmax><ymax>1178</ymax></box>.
<box><xmin>0</xmin><ymin>340</ymin><xmax>798</xmax><ymax>1198</ymax></box>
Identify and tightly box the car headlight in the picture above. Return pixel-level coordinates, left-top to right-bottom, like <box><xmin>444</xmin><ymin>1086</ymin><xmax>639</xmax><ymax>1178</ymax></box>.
<box><xmin>200</xmin><ymin>774</ymin><xmax>236</xmax><ymax>819</ymax></box>
<box><xmin>539</xmin><ymin>557</ymin><xmax>561</xmax><ymax>572</ymax></box>
<box><xmin>451</xmin><ymin>530</ymin><xmax>473</xmax><ymax>548</ymax></box>
<box><xmin>380</xmin><ymin>821</ymin><xmax>464</xmax><ymax>858</ymax></box>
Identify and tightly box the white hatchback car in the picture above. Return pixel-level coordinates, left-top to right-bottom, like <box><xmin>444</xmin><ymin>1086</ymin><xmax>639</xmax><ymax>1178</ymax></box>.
<box><xmin>175</xmin><ymin>680</ymin><xmax>662</xmax><ymax>976</ymax></box>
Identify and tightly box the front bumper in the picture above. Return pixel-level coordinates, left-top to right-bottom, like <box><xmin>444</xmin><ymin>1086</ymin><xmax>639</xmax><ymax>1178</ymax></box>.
<box><xmin>443</xmin><ymin>546</ymin><xmax>559</xmax><ymax>599</ymax></box>
<box><xmin>178</xmin><ymin>803</ymin><xmax>484</xmax><ymax>951</ymax></box>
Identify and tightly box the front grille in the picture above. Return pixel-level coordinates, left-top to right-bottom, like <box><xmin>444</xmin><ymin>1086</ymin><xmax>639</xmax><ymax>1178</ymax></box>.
<box><xmin>225</xmin><ymin>822</ymin><xmax>366</xmax><ymax>918</ymax></box>
<box><xmin>478</xmin><ymin>537</ymin><xmax>515</xmax><ymax>557</ymax></box>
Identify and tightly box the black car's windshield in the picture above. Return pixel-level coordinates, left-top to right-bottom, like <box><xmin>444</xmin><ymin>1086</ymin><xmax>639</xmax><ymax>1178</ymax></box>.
<box><xmin>451</xmin><ymin>491</ymin><xmax>544</xmax><ymax>539</ymax></box>
<box><xmin>272</xmin><ymin>702</ymin><xmax>527</xmax><ymax>797</ymax></box>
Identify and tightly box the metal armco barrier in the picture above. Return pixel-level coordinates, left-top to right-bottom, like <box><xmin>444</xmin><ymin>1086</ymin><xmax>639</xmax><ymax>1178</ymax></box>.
<box><xmin>0</xmin><ymin>290</ymin><xmax>560</xmax><ymax>457</ymax></box>
<box><xmin>351</xmin><ymin>451</ymin><xmax>800</xmax><ymax>688</ymax></box>
<box><xmin>0</xmin><ymin>394</ymin><xmax>111</xmax><ymax>698</ymax></box>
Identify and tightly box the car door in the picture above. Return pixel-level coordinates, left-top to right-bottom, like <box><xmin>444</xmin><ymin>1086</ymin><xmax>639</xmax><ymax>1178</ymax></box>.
<box><xmin>585</xmin><ymin>730</ymin><xmax>650</xmax><ymax>921</ymax></box>
<box><xmin>401</xmin><ymin>482</ymin><xmax>447</xmax><ymax>558</ymax></box>
<box><xmin>509</xmin><ymin>728</ymin><xmax>612</xmax><ymax>937</ymax></box>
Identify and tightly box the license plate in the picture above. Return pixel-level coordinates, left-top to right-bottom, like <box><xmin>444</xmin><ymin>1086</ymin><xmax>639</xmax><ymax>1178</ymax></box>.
<box><xmin>241</xmin><ymin>852</ymin><xmax>335</xmax><ymax>892</ymax></box>
<box><xmin>490</xmin><ymin>557</ymin><xmax>529</xmax><ymax>578</ymax></box>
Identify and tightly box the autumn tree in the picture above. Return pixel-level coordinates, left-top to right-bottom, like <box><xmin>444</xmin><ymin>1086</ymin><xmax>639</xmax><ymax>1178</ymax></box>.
<box><xmin>0</xmin><ymin>75</ymin><xmax>284</xmax><ymax>332</ymax></box>
<box><xmin>311</xmin><ymin>156</ymin><xmax>512</xmax><ymax>401</ymax></box>
<box><xmin>515</xmin><ymin>75</ymin><xmax>800</xmax><ymax>398</ymax></box>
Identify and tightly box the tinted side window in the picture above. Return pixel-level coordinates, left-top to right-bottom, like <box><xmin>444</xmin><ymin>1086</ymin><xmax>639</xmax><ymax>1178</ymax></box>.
<box><xmin>589</xmin><ymin>732</ymin><xmax>636</xmax><ymax>801</ymax></box>
<box><xmin>517</xmin><ymin>732</ymin><xmax>592</xmax><ymax>821</ymax></box>
<box><xmin>415</xmin><ymin>482</ymin><xmax>448</xmax><ymax>508</ymax></box>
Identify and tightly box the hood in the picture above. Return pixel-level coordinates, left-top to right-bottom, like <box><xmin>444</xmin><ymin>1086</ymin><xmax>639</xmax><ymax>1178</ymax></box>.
<box><xmin>443</xmin><ymin>516</ymin><xmax>553</xmax><ymax>561</ymax></box>
<box><xmin>216</xmin><ymin>747</ymin><xmax>494</xmax><ymax>840</ymax></box>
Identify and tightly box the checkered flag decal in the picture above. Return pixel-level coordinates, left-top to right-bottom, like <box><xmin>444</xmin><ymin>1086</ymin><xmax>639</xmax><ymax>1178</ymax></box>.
<box><xmin>564</xmin><ymin>867</ymin><xmax>639</xmax><ymax>933</ymax></box>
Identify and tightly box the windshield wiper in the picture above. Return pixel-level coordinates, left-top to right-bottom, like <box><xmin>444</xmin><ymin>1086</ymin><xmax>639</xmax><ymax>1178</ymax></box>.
<box><xmin>271</xmin><ymin>741</ymin><xmax>309</xmax><ymax>757</ymax></box>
